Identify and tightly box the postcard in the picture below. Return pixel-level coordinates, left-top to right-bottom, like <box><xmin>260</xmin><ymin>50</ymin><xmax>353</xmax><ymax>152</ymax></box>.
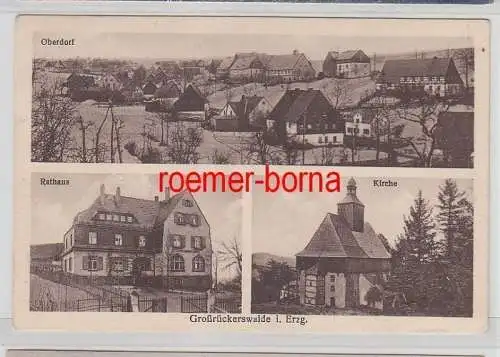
<box><xmin>13</xmin><ymin>16</ymin><xmax>489</xmax><ymax>333</ymax></box>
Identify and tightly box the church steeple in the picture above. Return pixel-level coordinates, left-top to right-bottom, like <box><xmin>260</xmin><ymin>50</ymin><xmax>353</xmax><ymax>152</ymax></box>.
<box><xmin>337</xmin><ymin>177</ymin><xmax>365</xmax><ymax>232</ymax></box>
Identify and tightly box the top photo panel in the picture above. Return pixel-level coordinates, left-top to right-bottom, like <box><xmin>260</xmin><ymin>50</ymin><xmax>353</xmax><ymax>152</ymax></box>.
<box><xmin>19</xmin><ymin>17</ymin><xmax>489</xmax><ymax>168</ymax></box>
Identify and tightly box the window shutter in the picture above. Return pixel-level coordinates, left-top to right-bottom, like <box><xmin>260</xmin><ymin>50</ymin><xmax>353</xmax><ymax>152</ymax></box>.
<box><xmin>191</xmin><ymin>236</ymin><xmax>195</xmax><ymax>249</ymax></box>
<box><xmin>201</xmin><ymin>237</ymin><xmax>205</xmax><ymax>250</ymax></box>
<box><xmin>181</xmin><ymin>236</ymin><xmax>186</xmax><ymax>249</ymax></box>
<box><xmin>82</xmin><ymin>256</ymin><xmax>89</xmax><ymax>270</ymax></box>
<box><xmin>97</xmin><ymin>256</ymin><xmax>104</xmax><ymax>271</ymax></box>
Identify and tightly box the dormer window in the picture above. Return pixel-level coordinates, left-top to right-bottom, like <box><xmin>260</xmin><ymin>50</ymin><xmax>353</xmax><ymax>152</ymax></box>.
<box><xmin>127</xmin><ymin>216</ymin><xmax>133</xmax><ymax>223</ymax></box>
<box><xmin>120</xmin><ymin>215</ymin><xmax>126</xmax><ymax>223</ymax></box>
<box><xmin>114</xmin><ymin>234</ymin><xmax>123</xmax><ymax>246</ymax></box>
<box><xmin>138</xmin><ymin>236</ymin><xmax>146</xmax><ymax>247</ymax></box>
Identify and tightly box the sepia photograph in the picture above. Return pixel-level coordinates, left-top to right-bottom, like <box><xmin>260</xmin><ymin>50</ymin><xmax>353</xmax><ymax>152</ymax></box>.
<box><xmin>25</xmin><ymin>18</ymin><xmax>483</xmax><ymax>168</ymax></box>
<box><xmin>252</xmin><ymin>176</ymin><xmax>475</xmax><ymax>317</ymax></box>
<box><xmin>29</xmin><ymin>173</ymin><xmax>242</xmax><ymax>313</ymax></box>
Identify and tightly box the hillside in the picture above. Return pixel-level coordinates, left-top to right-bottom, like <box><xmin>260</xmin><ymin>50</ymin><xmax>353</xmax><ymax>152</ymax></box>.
<box><xmin>30</xmin><ymin>243</ymin><xmax>64</xmax><ymax>261</ymax></box>
<box><xmin>252</xmin><ymin>252</ymin><xmax>296</xmax><ymax>269</ymax></box>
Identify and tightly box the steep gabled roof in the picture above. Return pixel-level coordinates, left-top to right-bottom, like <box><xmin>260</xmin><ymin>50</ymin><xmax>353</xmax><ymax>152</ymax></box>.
<box><xmin>296</xmin><ymin>213</ymin><xmax>390</xmax><ymax>259</ymax></box>
<box><xmin>266</xmin><ymin>53</ymin><xmax>304</xmax><ymax>71</ymax></box>
<box><xmin>283</xmin><ymin>90</ymin><xmax>322</xmax><ymax>123</ymax></box>
<box><xmin>218</xmin><ymin>56</ymin><xmax>235</xmax><ymax>71</ymax></box>
<box><xmin>231</xmin><ymin>56</ymin><xmax>263</xmax><ymax>71</ymax></box>
<box><xmin>379</xmin><ymin>57</ymin><xmax>453</xmax><ymax>85</ymax></box>
<box><xmin>268</xmin><ymin>89</ymin><xmax>304</xmax><ymax>122</ymax></box>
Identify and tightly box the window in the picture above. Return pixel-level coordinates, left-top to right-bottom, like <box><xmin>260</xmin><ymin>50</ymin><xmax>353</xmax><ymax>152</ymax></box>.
<box><xmin>138</xmin><ymin>235</ymin><xmax>146</xmax><ymax>247</ymax></box>
<box><xmin>192</xmin><ymin>256</ymin><xmax>205</xmax><ymax>272</ymax></box>
<box><xmin>106</xmin><ymin>214</ymin><xmax>113</xmax><ymax>221</ymax></box>
<box><xmin>330</xmin><ymin>285</ymin><xmax>336</xmax><ymax>292</ymax></box>
<box><xmin>171</xmin><ymin>235</ymin><xmax>184</xmax><ymax>248</ymax></box>
<box><xmin>347</xmin><ymin>128</ymin><xmax>353</xmax><ymax>134</ymax></box>
<box><xmin>174</xmin><ymin>213</ymin><xmax>186</xmax><ymax>225</ymax></box>
<box><xmin>68</xmin><ymin>257</ymin><xmax>73</xmax><ymax>272</ymax></box>
<box><xmin>83</xmin><ymin>256</ymin><xmax>101</xmax><ymax>271</ymax></box>
<box><xmin>189</xmin><ymin>214</ymin><xmax>200</xmax><ymax>227</ymax></box>
<box><xmin>88</xmin><ymin>231</ymin><xmax>97</xmax><ymax>245</ymax></box>
<box><xmin>192</xmin><ymin>236</ymin><xmax>203</xmax><ymax>250</ymax></box>
<box><xmin>169</xmin><ymin>254</ymin><xmax>185</xmax><ymax>272</ymax></box>
<box><xmin>330</xmin><ymin>275</ymin><xmax>336</xmax><ymax>283</ymax></box>
<box><xmin>318</xmin><ymin>136</ymin><xmax>323</xmax><ymax>144</ymax></box>
<box><xmin>113</xmin><ymin>214</ymin><xmax>120</xmax><ymax>222</ymax></box>
<box><xmin>363</xmin><ymin>129</ymin><xmax>370</xmax><ymax>135</ymax></box>
<box><xmin>112</xmin><ymin>257</ymin><xmax>127</xmax><ymax>272</ymax></box>
<box><xmin>325</xmin><ymin>136</ymin><xmax>329</xmax><ymax>143</ymax></box>
<box><xmin>98</xmin><ymin>213</ymin><xmax>105</xmax><ymax>220</ymax></box>
<box><xmin>127</xmin><ymin>216</ymin><xmax>133</xmax><ymax>223</ymax></box>
<box><xmin>120</xmin><ymin>215</ymin><xmax>126</xmax><ymax>223</ymax></box>
<box><xmin>183</xmin><ymin>199</ymin><xmax>193</xmax><ymax>207</ymax></box>
<box><xmin>333</xmin><ymin>136</ymin><xmax>337</xmax><ymax>143</ymax></box>
<box><xmin>114</xmin><ymin>234</ymin><xmax>123</xmax><ymax>246</ymax></box>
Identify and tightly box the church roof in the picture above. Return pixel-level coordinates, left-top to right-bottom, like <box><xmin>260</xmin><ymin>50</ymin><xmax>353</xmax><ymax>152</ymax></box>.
<box><xmin>295</xmin><ymin>213</ymin><xmax>390</xmax><ymax>259</ymax></box>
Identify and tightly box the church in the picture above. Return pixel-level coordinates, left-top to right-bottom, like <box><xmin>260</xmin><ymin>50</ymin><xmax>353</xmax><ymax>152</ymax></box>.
<box><xmin>296</xmin><ymin>178</ymin><xmax>391</xmax><ymax>310</ymax></box>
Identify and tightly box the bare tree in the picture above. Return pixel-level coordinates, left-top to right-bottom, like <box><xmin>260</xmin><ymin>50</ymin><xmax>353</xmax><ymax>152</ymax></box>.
<box><xmin>155</xmin><ymin>112</ymin><xmax>171</xmax><ymax>146</ymax></box>
<box><xmin>397</xmin><ymin>94</ymin><xmax>449</xmax><ymax>167</ymax></box>
<box><xmin>217</xmin><ymin>237</ymin><xmax>242</xmax><ymax>279</ymax></box>
<box><xmin>241</xmin><ymin>132</ymin><xmax>283</xmax><ymax>165</ymax></box>
<box><xmin>325</xmin><ymin>79</ymin><xmax>350</xmax><ymax>110</ymax></box>
<box><xmin>166</xmin><ymin>122</ymin><xmax>203</xmax><ymax>164</ymax></box>
<box><xmin>31</xmin><ymin>78</ymin><xmax>77</xmax><ymax>162</ymax></box>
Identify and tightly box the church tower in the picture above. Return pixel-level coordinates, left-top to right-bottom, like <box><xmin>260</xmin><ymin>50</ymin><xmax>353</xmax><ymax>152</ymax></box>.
<box><xmin>337</xmin><ymin>177</ymin><xmax>365</xmax><ymax>232</ymax></box>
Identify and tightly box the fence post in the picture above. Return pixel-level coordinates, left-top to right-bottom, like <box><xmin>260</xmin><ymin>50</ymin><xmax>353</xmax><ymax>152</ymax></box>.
<box><xmin>207</xmin><ymin>289</ymin><xmax>215</xmax><ymax>313</ymax></box>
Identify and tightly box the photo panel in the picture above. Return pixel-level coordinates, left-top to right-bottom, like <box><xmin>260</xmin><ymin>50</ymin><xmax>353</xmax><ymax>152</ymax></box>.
<box><xmin>17</xmin><ymin>16</ymin><xmax>488</xmax><ymax>170</ymax></box>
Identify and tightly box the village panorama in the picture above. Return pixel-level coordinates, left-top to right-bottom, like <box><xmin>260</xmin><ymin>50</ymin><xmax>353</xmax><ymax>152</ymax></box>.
<box><xmin>32</xmin><ymin>47</ymin><xmax>474</xmax><ymax>167</ymax></box>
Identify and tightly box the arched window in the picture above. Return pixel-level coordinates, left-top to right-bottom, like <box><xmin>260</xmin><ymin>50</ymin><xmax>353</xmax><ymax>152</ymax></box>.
<box><xmin>169</xmin><ymin>254</ymin><xmax>185</xmax><ymax>272</ymax></box>
<box><xmin>192</xmin><ymin>256</ymin><xmax>205</xmax><ymax>272</ymax></box>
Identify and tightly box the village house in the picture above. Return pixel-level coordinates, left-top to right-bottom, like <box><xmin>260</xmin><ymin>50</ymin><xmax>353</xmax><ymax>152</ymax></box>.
<box><xmin>60</xmin><ymin>185</ymin><xmax>212</xmax><ymax>291</ymax></box>
<box><xmin>267</xmin><ymin>88</ymin><xmax>344</xmax><ymax>146</ymax></box>
<box><xmin>142</xmin><ymin>81</ymin><xmax>159</xmax><ymax>99</ymax></box>
<box><xmin>212</xmin><ymin>95</ymin><xmax>273</xmax><ymax>131</ymax></box>
<box><xmin>296</xmin><ymin>178</ymin><xmax>391</xmax><ymax>309</ymax></box>
<box><xmin>265</xmin><ymin>51</ymin><xmax>316</xmax><ymax>83</ymax></box>
<box><xmin>322</xmin><ymin>50</ymin><xmax>371</xmax><ymax>79</ymax></box>
<box><xmin>173</xmin><ymin>84</ymin><xmax>209</xmax><ymax>121</ymax></box>
<box><xmin>434</xmin><ymin>111</ymin><xmax>474</xmax><ymax>168</ymax></box>
<box><xmin>155</xmin><ymin>80</ymin><xmax>183</xmax><ymax>100</ymax></box>
<box><xmin>376</xmin><ymin>57</ymin><xmax>464</xmax><ymax>97</ymax></box>
<box><xmin>97</xmin><ymin>73</ymin><xmax>123</xmax><ymax>91</ymax></box>
<box><xmin>343</xmin><ymin>109</ymin><xmax>373</xmax><ymax>138</ymax></box>
<box><xmin>228</xmin><ymin>53</ymin><xmax>268</xmax><ymax>82</ymax></box>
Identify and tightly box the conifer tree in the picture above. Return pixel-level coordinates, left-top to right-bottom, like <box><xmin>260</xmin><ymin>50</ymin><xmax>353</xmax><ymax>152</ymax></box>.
<box><xmin>436</xmin><ymin>179</ymin><xmax>466</xmax><ymax>259</ymax></box>
<box><xmin>402</xmin><ymin>190</ymin><xmax>437</xmax><ymax>264</ymax></box>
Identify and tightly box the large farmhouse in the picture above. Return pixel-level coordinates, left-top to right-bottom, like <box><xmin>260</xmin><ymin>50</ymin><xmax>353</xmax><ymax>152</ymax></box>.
<box><xmin>60</xmin><ymin>185</ymin><xmax>212</xmax><ymax>291</ymax></box>
<box><xmin>296</xmin><ymin>178</ymin><xmax>391</xmax><ymax>310</ymax></box>
<box><xmin>377</xmin><ymin>57</ymin><xmax>464</xmax><ymax>97</ymax></box>
<box><xmin>267</xmin><ymin>88</ymin><xmax>344</xmax><ymax>146</ymax></box>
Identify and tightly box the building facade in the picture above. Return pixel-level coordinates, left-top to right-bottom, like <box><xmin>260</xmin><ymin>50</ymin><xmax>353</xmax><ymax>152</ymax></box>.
<box><xmin>376</xmin><ymin>57</ymin><xmax>464</xmax><ymax>97</ymax></box>
<box><xmin>296</xmin><ymin>178</ymin><xmax>391</xmax><ymax>309</ymax></box>
<box><xmin>265</xmin><ymin>52</ymin><xmax>316</xmax><ymax>83</ymax></box>
<box><xmin>323</xmin><ymin>50</ymin><xmax>371</xmax><ymax>79</ymax></box>
<box><xmin>60</xmin><ymin>185</ymin><xmax>212</xmax><ymax>291</ymax></box>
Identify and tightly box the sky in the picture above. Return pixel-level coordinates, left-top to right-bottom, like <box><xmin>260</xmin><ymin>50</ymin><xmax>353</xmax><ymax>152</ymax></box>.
<box><xmin>252</xmin><ymin>176</ymin><xmax>473</xmax><ymax>258</ymax></box>
<box><xmin>33</xmin><ymin>32</ymin><xmax>473</xmax><ymax>62</ymax></box>
<box><xmin>31</xmin><ymin>173</ymin><xmax>242</xmax><ymax>281</ymax></box>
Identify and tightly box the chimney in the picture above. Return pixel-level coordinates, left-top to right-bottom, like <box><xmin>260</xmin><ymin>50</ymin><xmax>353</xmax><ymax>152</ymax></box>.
<box><xmin>99</xmin><ymin>184</ymin><xmax>105</xmax><ymax>205</ymax></box>
<box><xmin>115</xmin><ymin>187</ymin><xmax>121</xmax><ymax>205</ymax></box>
<box><xmin>154</xmin><ymin>195</ymin><xmax>159</xmax><ymax>202</ymax></box>
<box><xmin>164</xmin><ymin>187</ymin><xmax>170</xmax><ymax>202</ymax></box>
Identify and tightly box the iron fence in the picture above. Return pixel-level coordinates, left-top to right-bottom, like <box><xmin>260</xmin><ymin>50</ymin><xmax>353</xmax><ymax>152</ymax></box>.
<box><xmin>181</xmin><ymin>294</ymin><xmax>208</xmax><ymax>313</ymax></box>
